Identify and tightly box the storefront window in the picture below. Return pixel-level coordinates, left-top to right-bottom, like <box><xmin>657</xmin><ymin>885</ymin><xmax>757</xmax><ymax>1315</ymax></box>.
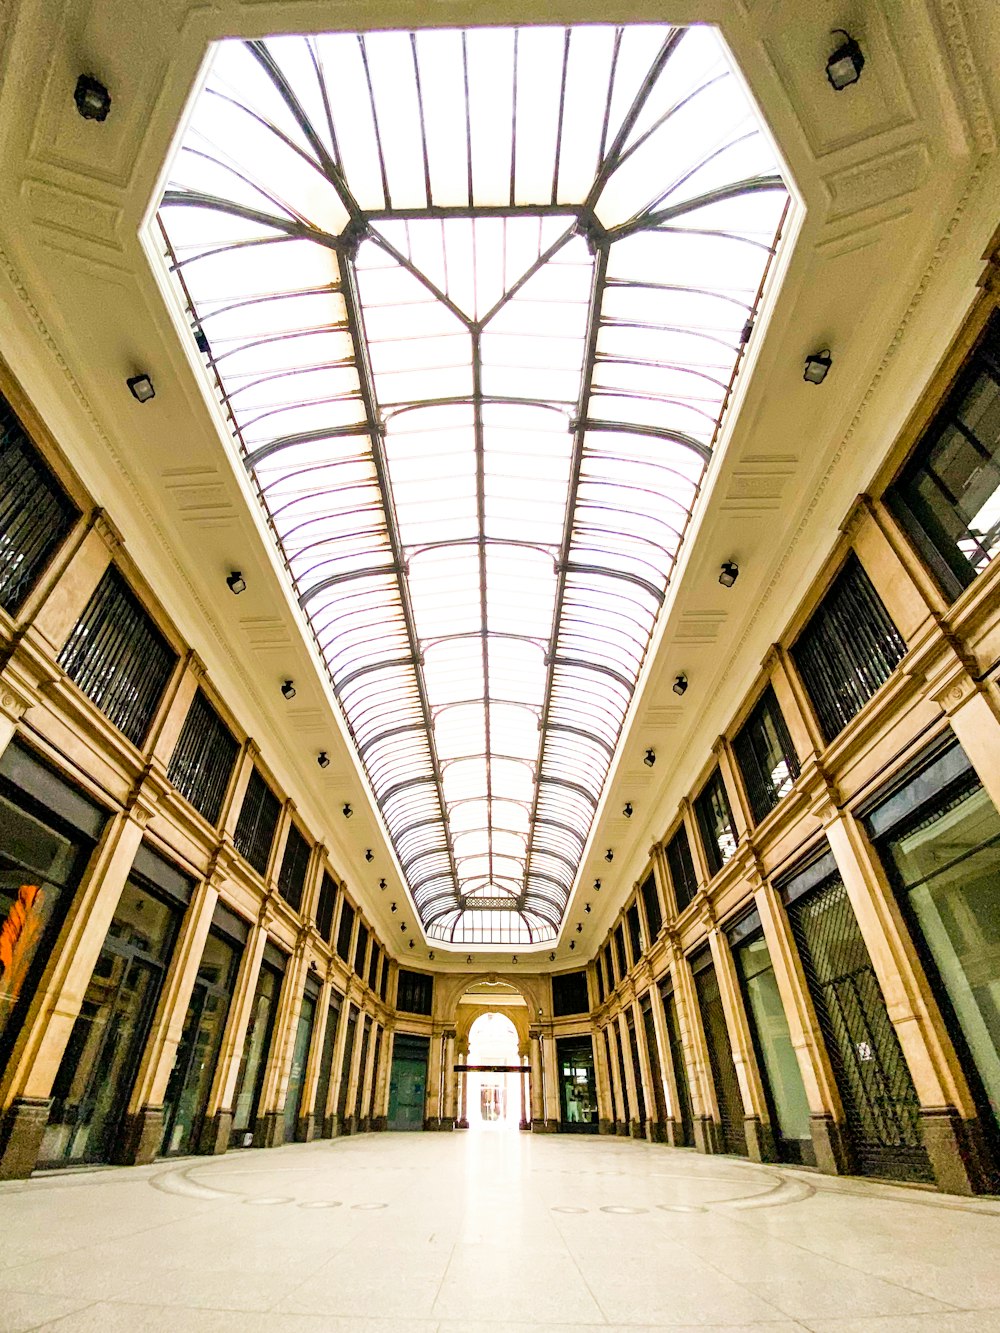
<box><xmin>283</xmin><ymin>991</ymin><xmax>317</xmax><ymax>1141</ymax></box>
<box><xmin>231</xmin><ymin>959</ymin><xmax>281</xmax><ymax>1144</ymax></box>
<box><xmin>556</xmin><ymin>1036</ymin><xmax>598</xmax><ymax>1133</ymax></box>
<box><xmin>881</xmin><ymin>781</ymin><xmax>1000</xmax><ymax>1136</ymax></box>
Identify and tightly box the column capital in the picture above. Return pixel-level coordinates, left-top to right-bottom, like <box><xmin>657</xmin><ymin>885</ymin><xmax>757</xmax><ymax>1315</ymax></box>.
<box><xmin>837</xmin><ymin>492</ymin><xmax>875</xmax><ymax>541</ymax></box>
<box><xmin>91</xmin><ymin>507</ymin><xmax>125</xmax><ymax>552</ymax></box>
<box><xmin>0</xmin><ymin>678</ymin><xmax>35</xmax><ymax>724</ymax></box>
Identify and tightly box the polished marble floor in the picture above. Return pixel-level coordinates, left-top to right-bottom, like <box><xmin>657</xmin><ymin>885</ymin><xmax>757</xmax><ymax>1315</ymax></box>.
<box><xmin>1</xmin><ymin>1127</ymin><xmax>999</xmax><ymax>1332</ymax></box>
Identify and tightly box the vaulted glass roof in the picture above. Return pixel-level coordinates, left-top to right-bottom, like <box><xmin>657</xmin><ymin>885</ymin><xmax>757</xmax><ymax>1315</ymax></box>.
<box><xmin>158</xmin><ymin>23</ymin><xmax>787</xmax><ymax>945</ymax></box>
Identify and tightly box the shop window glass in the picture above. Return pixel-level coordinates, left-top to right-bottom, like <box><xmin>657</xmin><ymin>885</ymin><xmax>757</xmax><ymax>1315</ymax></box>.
<box><xmin>0</xmin><ymin>791</ymin><xmax>95</xmax><ymax>1065</ymax></box>
<box><xmin>367</xmin><ymin>942</ymin><xmax>380</xmax><ymax>990</ymax></box>
<box><xmin>315</xmin><ymin>872</ymin><xmax>337</xmax><ymax>942</ymax></box>
<box><xmin>733</xmin><ymin>685</ymin><xmax>800</xmax><ymax>825</ymax></box>
<box><xmin>0</xmin><ymin>394</ymin><xmax>78</xmax><ymax>614</ymax></box>
<box><xmin>314</xmin><ymin>993</ymin><xmax>342</xmax><ymax>1132</ymax></box>
<box><xmin>887</xmin><ymin>316</ymin><xmax>1000</xmax><ymax>598</ymax></box>
<box><xmin>595</xmin><ymin>958</ymin><xmax>605</xmax><ymax>1005</ymax></box>
<box><xmin>233</xmin><ymin>768</ymin><xmax>280</xmax><ymax>877</ymax></box>
<box><xmin>337</xmin><ymin>1007</ymin><xmax>357</xmax><ymax>1120</ymax></box>
<box><xmin>167</xmin><ymin>690</ymin><xmax>238</xmax><ymax>826</ymax></box>
<box><xmin>881</xmin><ymin>782</ymin><xmax>1000</xmax><ymax>1138</ymax></box>
<box><xmin>231</xmin><ymin>961</ymin><xmax>281</xmax><ymax>1143</ymax></box>
<box><xmin>277</xmin><ymin>823</ymin><xmax>310</xmax><ymax>912</ymax></box>
<box><xmin>791</xmin><ymin>554</ymin><xmax>905</xmax><ymax>744</ymax></box>
<box><xmin>640</xmin><ymin>871</ymin><xmax>662</xmax><ymax>942</ymax></box>
<box><xmin>556</xmin><ymin>1036</ymin><xmax>598</xmax><ymax>1133</ymax></box>
<box><xmin>666</xmin><ymin>824</ymin><xmax>698</xmax><ymax>913</ymax></box>
<box><xmin>694</xmin><ymin>767</ymin><xmax>738</xmax><ymax>877</ymax></box>
<box><xmin>336</xmin><ymin>901</ymin><xmax>355</xmax><ymax>962</ymax></box>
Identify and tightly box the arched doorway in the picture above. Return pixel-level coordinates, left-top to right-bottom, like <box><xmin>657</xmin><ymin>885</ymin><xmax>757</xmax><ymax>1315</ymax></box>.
<box><xmin>466</xmin><ymin>1013</ymin><xmax>523</xmax><ymax>1130</ymax></box>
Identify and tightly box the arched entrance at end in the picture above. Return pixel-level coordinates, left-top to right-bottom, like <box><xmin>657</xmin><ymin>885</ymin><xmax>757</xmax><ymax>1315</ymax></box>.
<box><xmin>465</xmin><ymin>1012</ymin><xmax>524</xmax><ymax>1129</ymax></box>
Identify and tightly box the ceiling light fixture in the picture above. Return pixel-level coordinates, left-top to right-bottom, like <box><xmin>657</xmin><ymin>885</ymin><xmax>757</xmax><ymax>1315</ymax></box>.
<box><xmin>605</xmin><ymin>849</ymin><xmax>614</xmax><ymax>862</ymax></box>
<box><xmin>281</xmin><ymin>680</ymin><xmax>296</xmax><ymax>700</ymax></box>
<box><xmin>342</xmin><ymin>803</ymin><xmax>353</xmax><ymax>819</ymax></box>
<box><xmin>549</xmin><ymin>951</ymin><xmax>555</xmax><ymax>962</ymax></box>
<box><xmin>594</xmin><ymin>879</ymin><xmax>601</xmax><ymax>891</ymax></box>
<box><xmin>400</xmin><ymin>923</ymin><xmax>406</xmax><ymax>931</ymax></box>
<box><xmin>466</xmin><ymin>956</ymin><xmax>472</xmax><ymax>965</ymax></box>
<box><xmin>126</xmin><ymin>373</ymin><xmax>155</xmax><ymax>403</ymax></box>
<box><xmin>74</xmin><ymin>74</ymin><xmax>111</xmax><ymax>121</ymax></box>
<box><xmin>826</xmin><ymin>30</ymin><xmax>865</xmax><ymax>90</ymax></box>
<box><xmin>391</xmin><ymin>901</ymin><xmax>397</xmax><ymax>912</ymax></box>
<box><xmin>409</xmin><ymin>939</ymin><xmax>414</xmax><ymax>948</ymax></box>
<box><xmin>569</xmin><ymin>941</ymin><xmax>576</xmax><ymax>950</ymax></box>
<box><xmin>226</xmin><ymin>570</ymin><xmax>246</xmax><ymax>595</ymax></box>
<box><xmin>428</xmin><ymin>951</ymin><xmax>435</xmax><ymax>960</ymax></box>
<box><xmin>673</xmin><ymin>675</ymin><xmax>688</xmax><ymax>696</ymax></box>
<box><xmin>576</xmin><ymin>923</ymin><xmax>583</xmax><ymax>933</ymax></box>
<box><xmin>511</xmin><ymin>956</ymin><xmax>518</xmax><ymax>964</ymax></box>
<box><xmin>623</xmin><ymin>802</ymin><xmax>633</xmax><ymax>818</ymax></box>
<box><xmin>379</xmin><ymin>878</ymin><xmax>387</xmax><ymax>890</ymax></box>
<box><xmin>719</xmin><ymin>560</ymin><xmax>739</xmax><ymax>588</ymax></box>
<box><xmin>804</xmin><ymin>349</ymin><xmax>833</xmax><ymax>384</ymax></box>
<box><xmin>585</xmin><ymin>903</ymin><xmax>591</xmax><ymax>913</ymax></box>
<box><xmin>365</xmin><ymin>849</ymin><xmax>374</xmax><ymax>862</ymax></box>
<box><xmin>643</xmin><ymin>747</ymin><xmax>656</xmax><ymax>768</ymax></box>
<box><xmin>317</xmin><ymin>751</ymin><xmax>330</xmax><ymax>769</ymax></box>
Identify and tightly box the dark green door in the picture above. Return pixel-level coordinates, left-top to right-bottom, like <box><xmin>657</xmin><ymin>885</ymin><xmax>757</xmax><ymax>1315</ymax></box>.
<box><xmin>388</xmin><ymin>1033</ymin><xmax>429</xmax><ymax>1129</ymax></box>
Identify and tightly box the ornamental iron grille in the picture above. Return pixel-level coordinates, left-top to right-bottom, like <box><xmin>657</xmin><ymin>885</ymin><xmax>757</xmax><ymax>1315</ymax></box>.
<box><xmin>666</xmin><ymin>822</ymin><xmax>699</xmax><ymax>913</ymax></box>
<box><xmin>277</xmin><ymin>821</ymin><xmax>311</xmax><ymax>911</ymax></box>
<box><xmin>694</xmin><ymin>765</ymin><xmax>738</xmax><ymax>877</ymax></box>
<box><xmin>0</xmin><ymin>395</ymin><xmax>78</xmax><ymax>615</ymax></box>
<box><xmin>785</xmin><ymin>870</ymin><xmax>931</xmax><ymax>1181</ymax></box>
<box><xmin>159</xmin><ymin>26</ymin><xmax>787</xmax><ymax>943</ymax></box>
<box><xmin>732</xmin><ymin>683</ymin><xmax>799</xmax><ymax>826</ymax></box>
<box><xmin>167</xmin><ymin>688</ymin><xmax>239</xmax><ymax>826</ymax></box>
<box><xmin>691</xmin><ymin>950</ymin><xmax>747</xmax><ymax>1155</ymax></box>
<box><xmin>233</xmin><ymin>767</ymin><xmax>281</xmax><ymax>876</ymax></box>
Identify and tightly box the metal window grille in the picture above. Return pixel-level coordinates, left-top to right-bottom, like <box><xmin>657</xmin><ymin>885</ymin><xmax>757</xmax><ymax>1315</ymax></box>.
<box><xmin>396</xmin><ymin>968</ymin><xmax>433</xmax><ymax>1015</ymax></box>
<box><xmin>666</xmin><ymin>825</ymin><xmax>699</xmax><ymax>912</ymax></box>
<box><xmin>692</xmin><ymin>956</ymin><xmax>747</xmax><ymax>1155</ymax></box>
<box><xmin>277</xmin><ymin>822</ymin><xmax>310</xmax><ymax>912</ymax></box>
<box><xmin>368</xmin><ymin>942</ymin><xmax>379</xmax><ymax>990</ymax></box>
<box><xmin>336</xmin><ymin>901</ymin><xmax>355</xmax><ymax>962</ymax></box>
<box><xmin>733</xmin><ymin>685</ymin><xmax>801</xmax><ymax>825</ymax></box>
<box><xmin>614</xmin><ymin>923</ymin><xmax>628</xmax><ymax>978</ymax></box>
<box><xmin>552</xmin><ymin>969</ymin><xmax>589</xmax><ymax>1016</ymax></box>
<box><xmin>315</xmin><ymin>872</ymin><xmax>337</xmax><ymax>942</ymax></box>
<box><xmin>626</xmin><ymin>902</ymin><xmax>643</xmax><ymax>964</ymax></box>
<box><xmin>58</xmin><ymin>567</ymin><xmax>177</xmax><ymax>747</ymax></box>
<box><xmin>694</xmin><ymin>767</ymin><xmax>738</xmax><ymax>878</ymax></box>
<box><xmin>640</xmin><ymin>871</ymin><xmax>662</xmax><ymax>941</ymax></box>
<box><xmin>0</xmin><ymin>396</ymin><xmax>78</xmax><ymax>614</ymax></box>
<box><xmin>167</xmin><ymin>689</ymin><xmax>238</xmax><ymax>826</ymax></box>
<box><xmin>792</xmin><ymin>554</ymin><xmax>906</xmax><ymax>744</ymax></box>
<box><xmin>233</xmin><ymin>767</ymin><xmax>280</xmax><ymax>877</ymax></box>
<box><xmin>353</xmin><ymin>921</ymin><xmax>369</xmax><ymax>975</ymax></box>
<box><xmin>785</xmin><ymin>872</ymin><xmax>930</xmax><ymax>1181</ymax></box>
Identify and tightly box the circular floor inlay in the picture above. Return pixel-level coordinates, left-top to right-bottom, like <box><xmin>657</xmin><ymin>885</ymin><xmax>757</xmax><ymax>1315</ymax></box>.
<box><xmin>242</xmin><ymin>1196</ymin><xmax>293</xmax><ymax>1205</ymax></box>
<box><xmin>299</xmin><ymin>1200</ymin><xmax>342</xmax><ymax>1209</ymax></box>
<box><xmin>657</xmin><ymin>1203</ymin><xmax>706</xmax><ymax>1213</ymax></box>
<box><xmin>600</xmin><ymin>1205</ymin><xmax>648</xmax><ymax>1215</ymax></box>
<box><xmin>551</xmin><ymin>1205</ymin><xmax>588</xmax><ymax>1214</ymax></box>
<box><xmin>352</xmin><ymin>1202</ymin><xmax>387</xmax><ymax>1210</ymax></box>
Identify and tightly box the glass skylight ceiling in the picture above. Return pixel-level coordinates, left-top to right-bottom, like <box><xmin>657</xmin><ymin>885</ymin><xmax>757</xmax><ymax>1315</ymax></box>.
<box><xmin>158</xmin><ymin>24</ymin><xmax>787</xmax><ymax>945</ymax></box>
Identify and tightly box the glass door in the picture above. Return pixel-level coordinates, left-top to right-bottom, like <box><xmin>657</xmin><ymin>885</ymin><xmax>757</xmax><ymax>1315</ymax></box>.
<box><xmin>231</xmin><ymin>961</ymin><xmax>281</xmax><ymax>1146</ymax></box>
<box><xmin>161</xmin><ymin>931</ymin><xmax>239</xmax><ymax>1156</ymax></box>
<box><xmin>660</xmin><ymin>985</ymin><xmax>693</xmax><ymax>1144</ymax></box>
<box><xmin>556</xmin><ymin>1036</ymin><xmax>598</xmax><ymax>1133</ymax></box>
<box><xmin>693</xmin><ymin>955</ymin><xmax>747</xmax><ymax>1155</ymax></box>
<box><xmin>282</xmin><ymin>992</ymin><xmax>317</xmax><ymax>1142</ymax></box>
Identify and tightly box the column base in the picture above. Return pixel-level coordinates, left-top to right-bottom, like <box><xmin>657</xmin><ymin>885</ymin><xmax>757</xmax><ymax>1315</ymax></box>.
<box><xmin>692</xmin><ymin>1115</ymin><xmax>721</xmax><ymax>1155</ymax></box>
<box><xmin>439</xmin><ymin>1116</ymin><xmax>455</xmax><ymax>1131</ymax></box>
<box><xmin>614</xmin><ymin>1120</ymin><xmax>628</xmax><ymax>1136</ymax></box>
<box><xmin>0</xmin><ymin>1097</ymin><xmax>52</xmax><ymax>1180</ymax></box>
<box><xmin>629</xmin><ymin>1119</ymin><xmax>643</xmax><ymax>1139</ymax></box>
<box><xmin>664</xmin><ymin>1118</ymin><xmax>687</xmax><ymax>1147</ymax></box>
<box><xmin>809</xmin><ymin>1113</ymin><xmax>852</xmax><ymax>1176</ymax></box>
<box><xmin>531</xmin><ymin>1119</ymin><xmax>556</xmax><ymax>1133</ymax></box>
<box><xmin>373</xmin><ymin>1115</ymin><xmax>388</xmax><ymax>1132</ymax></box>
<box><xmin>256</xmin><ymin>1110</ymin><xmax>286</xmax><ymax>1148</ymax></box>
<box><xmin>198</xmin><ymin>1109</ymin><xmax>233</xmax><ymax>1155</ymax></box>
<box><xmin>359</xmin><ymin>1116</ymin><xmax>372</xmax><ymax>1133</ymax></box>
<box><xmin>598</xmin><ymin>1118</ymin><xmax>615</xmax><ymax>1135</ymax></box>
<box><xmin>516</xmin><ymin>1118</ymin><xmax>528</xmax><ymax>1131</ymax></box>
<box><xmin>296</xmin><ymin>1113</ymin><xmax>316</xmax><ymax>1143</ymax></box>
<box><xmin>342</xmin><ymin>1114</ymin><xmax>358</xmax><ymax>1135</ymax></box>
<box><xmin>646</xmin><ymin>1120</ymin><xmax>666</xmax><ymax>1143</ymax></box>
<box><xmin>424</xmin><ymin>1116</ymin><xmax>440</xmax><ymax>1131</ymax></box>
<box><xmin>116</xmin><ymin>1105</ymin><xmax>165</xmax><ymax>1165</ymax></box>
<box><xmin>743</xmin><ymin>1115</ymin><xmax>779</xmax><ymax>1164</ymax></box>
<box><xmin>457</xmin><ymin>1118</ymin><xmax>471</xmax><ymax>1130</ymax></box>
<box><xmin>920</xmin><ymin>1107</ymin><xmax>996</xmax><ymax>1196</ymax></box>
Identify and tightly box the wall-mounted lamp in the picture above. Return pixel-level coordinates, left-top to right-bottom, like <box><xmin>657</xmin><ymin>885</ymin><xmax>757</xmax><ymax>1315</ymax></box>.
<box><xmin>585</xmin><ymin>903</ymin><xmax>592</xmax><ymax>913</ymax></box>
<box><xmin>74</xmin><ymin>74</ymin><xmax>111</xmax><ymax>121</ymax></box>
<box><xmin>317</xmin><ymin>752</ymin><xmax>330</xmax><ymax>769</ymax></box>
<box><xmin>126</xmin><ymin>373</ymin><xmax>155</xmax><ymax>403</ymax></box>
<box><xmin>804</xmin><ymin>349</ymin><xmax>833</xmax><ymax>384</ymax></box>
<box><xmin>593</xmin><ymin>879</ymin><xmax>601</xmax><ymax>891</ymax></box>
<box><xmin>623</xmin><ymin>802</ymin><xmax>633</xmax><ymax>819</ymax></box>
<box><xmin>643</xmin><ymin>747</ymin><xmax>655</xmax><ymax>768</ymax></box>
<box><xmin>226</xmin><ymin>570</ymin><xmax>246</xmax><ymax>595</ymax></box>
<box><xmin>379</xmin><ymin>878</ymin><xmax>387</xmax><ymax>890</ymax></box>
<box><xmin>826</xmin><ymin>30</ymin><xmax>865</xmax><ymax>90</ymax></box>
<box><xmin>365</xmin><ymin>849</ymin><xmax>374</xmax><ymax>862</ymax></box>
<box><xmin>673</xmin><ymin>675</ymin><xmax>688</xmax><ymax>696</ymax></box>
<box><xmin>281</xmin><ymin>680</ymin><xmax>296</xmax><ymax>700</ymax></box>
<box><xmin>342</xmin><ymin>803</ymin><xmax>353</xmax><ymax>818</ymax></box>
<box><xmin>391</xmin><ymin>901</ymin><xmax>397</xmax><ymax>912</ymax></box>
<box><xmin>576</xmin><ymin>923</ymin><xmax>583</xmax><ymax>933</ymax></box>
<box><xmin>719</xmin><ymin>560</ymin><xmax>739</xmax><ymax>588</ymax></box>
<box><xmin>605</xmin><ymin>849</ymin><xmax>614</xmax><ymax>862</ymax></box>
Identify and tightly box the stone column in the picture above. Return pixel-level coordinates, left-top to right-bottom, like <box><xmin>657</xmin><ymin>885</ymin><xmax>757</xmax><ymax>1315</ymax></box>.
<box><xmin>297</xmin><ymin>975</ymin><xmax>333</xmax><ymax>1143</ymax></box>
<box><xmin>630</xmin><ymin>994</ymin><xmax>661</xmax><ymax>1142</ymax></box>
<box><xmin>441</xmin><ymin>1029</ymin><xmax>457</xmax><ymax>1129</ymax></box>
<box><xmin>0</xmin><ymin>793</ymin><xmax>155</xmax><ymax>1179</ymax></box>
<box><xmin>707</xmin><ymin>915</ymin><xmax>777</xmax><ymax>1163</ymax></box>
<box><xmin>424</xmin><ymin>1026</ymin><xmax>444</xmax><ymax>1129</ymax></box>
<box><xmin>119</xmin><ymin>872</ymin><xmax>220</xmax><ymax>1164</ymax></box>
<box><xmin>616</xmin><ymin>1009</ymin><xmax>642</xmax><ymax>1138</ymax></box>
<box><xmin>326</xmin><ymin>984</ymin><xmax>354</xmax><ymax>1136</ymax></box>
<box><xmin>359</xmin><ymin>1019</ymin><xmax>379</xmax><ymax>1131</ymax></box>
<box><xmin>823</xmin><ymin>803</ymin><xmax>991</xmax><ymax>1194</ymax></box>
<box><xmin>456</xmin><ymin>1037</ymin><xmax>470</xmax><ymax>1128</ymax></box>
<box><xmin>920</xmin><ymin>648</ymin><xmax>1000</xmax><ymax>820</ymax></box>
<box><xmin>373</xmin><ymin>1024</ymin><xmax>394</xmax><ymax>1129</ymax></box>
<box><xmin>199</xmin><ymin>921</ymin><xmax>268</xmax><ymax>1154</ymax></box>
<box><xmin>529</xmin><ymin>1028</ymin><xmax>544</xmax><ymax>1128</ymax></box>
<box><xmin>344</xmin><ymin>1010</ymin><xmax>368</xmax><ymax>1134</ymax></box>
<box><xmin>518</xmin><ymin>1052</ymin><xmax>529</xmax><ymax>1131</ymax></box>
<box><xmin>753</xmin><ymin>880</ymin><xmax>849</xmax><ymax>1174</ymax></box>
<box><xmin>145</xmin><ymin>649</ymin><xmax>205</xmax><ymax>771</ymax></box>
<box><xmin>669</xmin><ymin>941</ymin><xmax>721</xmax><ymax>1154</ymax></box>
<box><xmin>591</xmin><ymin>1023</ymin><xmax>614</xmax><ymax>1134</ymax></box>
<box><xmin>255</xmin><ymin>939</ymin><xmax>309</xmax><ymax>1148</ymax></box>
<box><xmin>542</xmin><ymin>1027</ymin><xmax>560</xmax><ymax>1130</ymax></box>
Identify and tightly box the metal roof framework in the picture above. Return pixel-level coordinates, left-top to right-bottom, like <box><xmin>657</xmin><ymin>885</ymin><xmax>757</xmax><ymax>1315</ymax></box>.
<box><xmin>158</xmin><ymin>23</ymin><xmax>787</xmax><ymax>944</ymax></box>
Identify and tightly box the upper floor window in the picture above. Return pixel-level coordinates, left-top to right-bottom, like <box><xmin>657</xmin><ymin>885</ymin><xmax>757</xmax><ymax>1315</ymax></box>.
<box><xmin>277</xmin><ymin>822</ymin><xmax>310</xmax><ymax>912</ymax></box>
<box><xmin>694</xmin><ymin>767</ymin><xmax>738</xmax><ymax>877</ymax></box>
<box><xmin>58</xmin><ymin>567</ymin><xmax>176</xmax><ymax>747</ymax></box>
<box><xmin>552</xmin><ymin>969</ymin><xmax>590</xmax><ymax>1016</ymax></box>
<box><xmin>640</xmin><ymin>870</ymin><xmax>662</xmax><ymax>942</ymax></box>
<box><xmin>315</xmin><ymin>871</ymin><xmax>337</xmax><ymax>942</ymax></box>
<box><xmin>368</xmin><ymin>941</ymin><xmax>380</xmax><ymax>990</ymax></box>
<box><xmin>595</xmin><ymin>956</ymin><xmax>605</xmax><ymax>1005</ymax></box>
<box><xmin>887</xmin><ymin>315</ymin><xmax>1000</xmax><ymax>599</ymax></box>
<box><xmin>167</xmin><ymin>689</ymin><xmax>239</xmax><ymax>826</ymax></box>
<box><xmin>0</xmin><ymin>395</ymin><xmax>78</xmax><ymax>615</ymax></box>
<box><xmin>626</xmin><ymin>902</ymin><xmax>643</xmax><ymax>964</ymax></box>
<box><xmin>733</xmin><ymin>685</ymin><xmax>800</xmax><ymax>825</ymax></box>
<box><xmin>233</xmin><ymin>767</ymin><xmax>280</xmax><ymax>877</ymax></box>
<box><xmin>604</xmin><ymin>941</ymin><xmax>616</xmax><ymax>990</ymax></box>
<box><xmin>336</xmin><ymin>900</ymin><xmax>355</xmax><ymax>962</ymax></box>
<box><xmin>791</xmin><ymin>553</ymin><xmax>906</xmax><ymax>744</ymax></box>
<box><xmin>614</xmin><ymin>922</ymin><xmax>628</xmax><ymax>978</ymax></box>
<box><xmin>354</xmin><ymin>920</ymin><xmax>369</xmax><ymax>976</ymax></box>
<box><xmin>665</xmin><ymin>824</ymin><xmax>699</xmax><ymax>913</ymax></box>
<box><xmin>396</xmin><ymin>968</ymin><xmax>433</xmax><ymax>1016</ymax></box>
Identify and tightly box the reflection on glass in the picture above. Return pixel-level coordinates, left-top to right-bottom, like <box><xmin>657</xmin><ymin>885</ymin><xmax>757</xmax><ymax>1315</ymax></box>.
<box><xmin>158</xmin><ymin>24</ymin><xmax>787</xmax><ymax>944</ymax></box>
<box><xmin>884</xmin><ymin>784</ymin><xmax>1000</xmax><ymax>1133</ymax></box>
<box><xmin>313</xmin><ymin>997</ymin><xmax>342</xmax><ymax>1131</ymax></box>
<box><xmin>231</xmin><ymin>962</ymin><xmax>280</xmax><ymax>1142</ymax></box>
<box><xmin>283</xmin><ymin>993</ymin><xmax>317</xmax><ymax>1140</ymax></box>
<box><xmin>40</xmin><ymin>878</ymin><xmax>178</xmax><ymax>1165</ymax></box>
<box><xmin>735</xmin><ymin>932</ymin><xmax>811</xmax><ymax>1153</ymax></box>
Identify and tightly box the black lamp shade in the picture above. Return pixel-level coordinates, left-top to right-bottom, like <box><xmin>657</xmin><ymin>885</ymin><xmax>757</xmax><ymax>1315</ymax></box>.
<box><xmin>281</xmin><ymin>679</ymin><xmax>296</xmax><ymax>700</ymax></box>
<box><xmin>719</xmin><ymin>560</ymin><xmax>739</xmax><ymax>588</ymax></box>
<box><xmin>317</xmin><ymin>751</ymin><xmax>330</xmax><ymax>768</ymax></box>
<box><xmin>226</xmin><ymin>571</ymin><xmax>246</xmax><ymax>594</ymax></box>
<box><xmin>673</xmin><ymin>675</ymin><xmax>688</xmax><ymax>696</ymax></box>
<box><xmin>126</xmin><ymin>373</ymin><xmax>155</xmax><ymax>403</ymax></box>
<box><xmin>74</xmin><ymin>74</ymin><xmax>111</xmax><ymax>121</ymax></box>
<box><xmin>804</xmin><ymin>349</ymin><xmax>833</xmax><ymax>384</ymax></box>
<box><xmin>826</xmin><ymin>33</ymin><xmax>865</xmax><ymax>90</ymax></box>
<box><xmin>643</xmin><ymin>747</ymin><xmax>655</xmax><ymax>767</ymax></box>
